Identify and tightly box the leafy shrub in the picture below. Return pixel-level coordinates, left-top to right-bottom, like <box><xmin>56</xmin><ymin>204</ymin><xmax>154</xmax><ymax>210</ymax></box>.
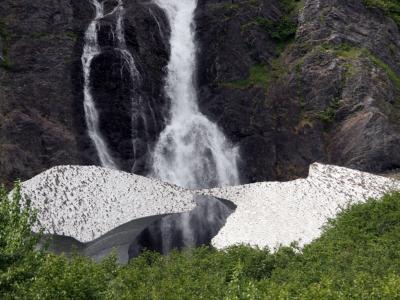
<box><xmin>256</xmin><ymin>0</ymin><xmax>301</xmax><ymax>43</ymax></box>
<box><xmin>1</xmin><ymin>183</ymin><xmax>400</xmax><ymax>299</ymax></box>
<box><xmin>0</xmin><ymin>183</ymin><xmax>43</xmax><ymax>296</ymax></box>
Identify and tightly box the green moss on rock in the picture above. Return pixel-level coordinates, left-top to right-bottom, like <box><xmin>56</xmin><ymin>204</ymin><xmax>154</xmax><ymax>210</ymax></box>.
<box><xmin>221</xmin><ymin>64</ymin><xmax>270</xmax><ymax>90</ymax></box>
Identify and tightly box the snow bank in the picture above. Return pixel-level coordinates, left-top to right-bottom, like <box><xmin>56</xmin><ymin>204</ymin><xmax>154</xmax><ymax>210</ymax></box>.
<box><xmin>19</xmin><ymin>165</ymin><xmax>195</xmax><ymax>242</ymax></box>
<box><xmin>18</xmin><ymin>163</ymin><xmax>400</xmax><ymax>250</ymax></box>
<box><xmin>205</xmin><ymin>163</ymin><xmax>400</xmax><ymax>249</ymax></box>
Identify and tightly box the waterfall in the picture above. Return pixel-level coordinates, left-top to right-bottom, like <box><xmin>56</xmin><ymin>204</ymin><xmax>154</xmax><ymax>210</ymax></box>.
<box><xmin>151</xmin><ymin>0</ymin><xmax>240</xmax><ymax>189</ymax></box>
<box><xmin>82</xmin><ymin>0</ymin><xmax>117</xmax><ymax>169</ymax></box>
<box><xmin>79</xmin><ymin>0</ymin><xmax>239</xmax><ymax>255</ymax></box>
<box><xmin>82</xmin><ymin>0</ymin><xmax>142</xmax><ymax>170</ymax></box>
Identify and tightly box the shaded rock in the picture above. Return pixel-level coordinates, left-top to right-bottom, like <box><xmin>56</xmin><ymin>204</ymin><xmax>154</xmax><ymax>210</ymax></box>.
<box><xmin>0</xmin><ymin>0</ymin><xmax>93</xmax><ymax>187</ymax></box>
<box><xmin>91</xmin><ymin>1</ymin><xmax>170</xmax><ymax>174</ymax></box>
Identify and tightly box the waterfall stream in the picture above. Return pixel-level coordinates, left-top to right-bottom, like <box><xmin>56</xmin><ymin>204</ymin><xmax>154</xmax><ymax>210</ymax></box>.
<box><xmin>82</xmin><ymin>0</ymin><xmax>142</xmax><ymax>170</ymax></box>
<box><xmin>151</xmin><ymin>0</ymin><xmax>240</xmax><ymax>189</ymax></box>
<box><xmin>82</xmin><ymin>0</ymin><xmax>240</xmax><ymax>254</ymax></box>
<box><xmin>82</xmin><ymin>0</ymin><xmax>117</xmax><ymax>169</ymax></box>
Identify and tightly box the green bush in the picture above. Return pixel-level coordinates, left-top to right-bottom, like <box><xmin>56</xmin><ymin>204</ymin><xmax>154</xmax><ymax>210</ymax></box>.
<box><xmin>1</xmin><ymin>183</ymin><xmax>400</xmax><ymax>299</ymax></box>
<box><xmin>256</xmin><ymin>0</ymin><xmax>301</xmax><ymax>43</ymax></box>
<box><xmin>0</xmin><ymin>183</ymin><xmax>44</xmax><ymax>296</ymax></box>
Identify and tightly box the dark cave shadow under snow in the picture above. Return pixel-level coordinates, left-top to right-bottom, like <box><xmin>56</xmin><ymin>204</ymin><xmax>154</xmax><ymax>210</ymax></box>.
<box><xmin>41</xmin><ymin>195</ymin><xmax>236</xmax><ymax>264</ymax></box>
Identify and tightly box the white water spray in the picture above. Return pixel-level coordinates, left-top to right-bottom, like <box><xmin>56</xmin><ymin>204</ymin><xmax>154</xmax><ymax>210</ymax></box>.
<box><xmin>82</xmin><ymin>0</ymin><xmax>142</xmax><ymax>170</ymax></box>
<box><xmin>82</xmin><ymin>0</ymin><xmax>117</xmax><ymax>169</ymax></box>
<box><xmin>152</xmin><ymin>0</ymin><xmax>240</xmax><ymax>189</ymax></box>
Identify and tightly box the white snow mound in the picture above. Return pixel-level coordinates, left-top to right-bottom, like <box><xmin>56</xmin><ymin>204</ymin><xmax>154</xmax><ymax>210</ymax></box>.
<box><xmin>204</xmin><ymin>163</ymin><xmax>400</xmax><ymax>249</ymax></box>
<box><xmin>19</xmin><ymin>165</ymin><xmax>196</xmax><ymax>242</ymax></box>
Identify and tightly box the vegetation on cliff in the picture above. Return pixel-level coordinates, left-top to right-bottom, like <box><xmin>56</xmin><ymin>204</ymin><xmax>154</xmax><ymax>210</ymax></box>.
<box><xmin>1</xmin><ymin>183</ymin><xmax>400</xmax><ymax>299</ymax></box>
<box><xmin>364</xmin><ymin>0</ymin><xmax>400</xmax><ymax>25</ymax></box>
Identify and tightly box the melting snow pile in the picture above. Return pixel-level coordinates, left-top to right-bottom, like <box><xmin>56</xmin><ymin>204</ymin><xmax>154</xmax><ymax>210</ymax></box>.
<box><xmin>205</xmin><ymin>163</ymin><xmax>400</xmax><ymax>249</ymax></box>
<box><xmin>19</xmin><ymin>165</ymin><xmax>195</xmax><ymax>242</ymax></box>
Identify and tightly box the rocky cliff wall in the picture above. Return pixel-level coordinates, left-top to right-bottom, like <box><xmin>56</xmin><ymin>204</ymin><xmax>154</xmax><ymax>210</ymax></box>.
<box><xmin>0</xmin><ymin>0</ymin><xmax>169</xmax><ymax>186</ymax></box>
<box><xmin>196</xmin><ymin>0</ymin><xmax>400</xmax><ymax>183</ymax></box>
<box><xmin>0</xmin><ymin>0</ymin><xmax>91</xmax><ymax>186</ymax></box>
<box><xmin>1</xmin><ymin>0</ymin><xmax>400</xmax><ymax>186</ymax></box>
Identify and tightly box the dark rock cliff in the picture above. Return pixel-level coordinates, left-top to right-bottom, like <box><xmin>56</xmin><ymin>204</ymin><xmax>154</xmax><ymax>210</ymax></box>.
<box><xmin>0</xmin><ymin>0</ymin><xmax>169</xmax><ymax>186</ymax></box>
<box><xmin>91</xmin><ymin>1</ymin><xmax>169</xmax><ymax>174</ymax></box>
<box><xmin>196</xmin><ymin>0</ymin><xmax>400</xmax><ymax>183</ymax></box>
<box><xmin>0</xmin><ymin>0</ymin><xmax>91</xmax><ymax>186</ymax></box>
<box><xmin>1</xmin><ymin>0</ymin><xmax>400</xmax><ymax>186</ymax></box>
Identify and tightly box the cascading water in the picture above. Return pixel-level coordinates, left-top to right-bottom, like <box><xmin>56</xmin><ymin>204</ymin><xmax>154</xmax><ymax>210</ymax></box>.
<box><xmin>142</xmin><ymin>0</ymin><xmax>240</xmax><ymax>254</ymax></box>
<box><xmin>82</xmin><ymin>0</ymin><xmax>117</xmax><ymax>169</ymax></box>
<box><xmin>151</xmin><ymin>0</ymin><xmax>240</xmax><ymax>189</ymax></box>
<box><xmin>81</xmin><ymin>0</ymin><xmax>239</xmax><ymax>255</ymax></box>
<box><xmin>82</xmin><ymin>0</ymin><xmax>144</xmax><ymax>170</ymax></box>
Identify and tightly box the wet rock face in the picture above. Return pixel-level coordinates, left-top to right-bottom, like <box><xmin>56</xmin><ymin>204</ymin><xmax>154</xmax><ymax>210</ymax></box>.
<box><xmin>275</xmin><ymin>0</ymin><xmax>400</xmax><ymax>176</ymax></box>
<box><xmin>91</xmin><ymin>1</ymin><xmax>169</xmax><ymax>174</ymax></box>
<box><xmin>195</xmin><ymin>0</ymin><xmax>282</xmax><ymax>183</ymax></box>
<box><xmin>298</xmin><ymin>0</ymin><xmax>400</xmax><ymax>73</ymax></box>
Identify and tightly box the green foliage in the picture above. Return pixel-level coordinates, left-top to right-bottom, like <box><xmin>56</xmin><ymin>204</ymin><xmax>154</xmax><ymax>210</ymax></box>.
<box><xmin>256</xmin><ymin>0</ymin><xmax>302</xmax><ymax>43</ymax></box>
<box><xmin>2</xmin><ymin>182</ymin><xmax>400</xmax><ymax>299</ymax></box>
<box><xmin>256</xmin><ymin>15</ymin><xmax>296</xmax><ymax>43</ymax></box>
<box><xmin>364</xmin><ymin>0</ymin><xmax>400</xmax><ymax>26</ymax></box>
<box><xmin>0</xmin><ymin>183</ymin><xmax>43</xmax><ymax>297</ymax></box>
<box><xmin>20</xmin><ymin>254</ymin><xmax>119</xmax><ymax>300</ymax></box>
<box><xmin>368</xmin><ymin>53</ymin><xmax>400</xmax><ymax>90</ymax></box>
<box><xmin>316</xmin><ymin>97</ymin><xmax>341</xmax><ymax>127</ymax></box>
<box><xmin>222</xmin><ymin>64</ymin><xmax>270</xmax><ymax>90</ymax></box>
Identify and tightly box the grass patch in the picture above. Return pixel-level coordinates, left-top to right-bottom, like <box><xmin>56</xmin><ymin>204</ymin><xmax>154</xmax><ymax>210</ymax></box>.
<box><xmin>221</xmin><ymin>64</ymin><xmax>270</xmax><ymax>90</ymax></box>
<box><xmin>65</xmin><ymin>31</ymin><xmax>78</xmax><ymax>41</ymax></box>
<box><xmin>220</xmin><ymin>57</ymin><xmax>287</xmax><ymax>91</ymax></box>
<box><xmin>368</xmin><ymin>53</ymin><xmax>400</xmax><ymax>89</ymax></box>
